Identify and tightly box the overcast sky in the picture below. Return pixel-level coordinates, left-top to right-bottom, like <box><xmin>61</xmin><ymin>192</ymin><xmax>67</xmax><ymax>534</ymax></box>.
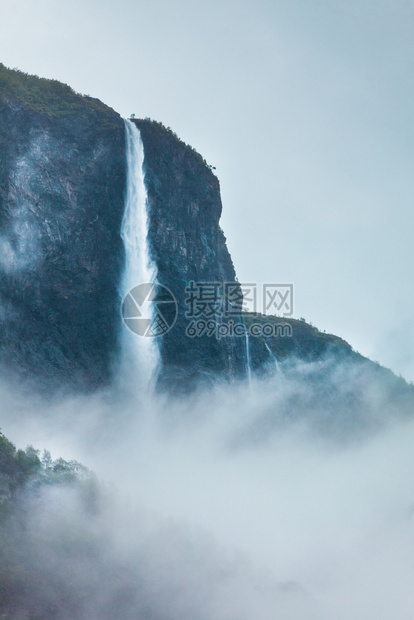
<box><xmin>1</xmin><ymin>0</ymin><xmax>414</xmax><ymax>380</ymax></box>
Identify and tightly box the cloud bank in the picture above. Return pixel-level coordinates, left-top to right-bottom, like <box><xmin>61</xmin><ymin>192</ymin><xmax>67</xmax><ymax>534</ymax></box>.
<box><xmin>1</xmin><ymin>357</ymin><xmax>413</xmax><ymax>618</ymax></box>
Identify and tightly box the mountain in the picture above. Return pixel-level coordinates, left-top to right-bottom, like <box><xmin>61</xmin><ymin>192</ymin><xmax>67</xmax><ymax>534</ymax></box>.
<box><xmin>1</xmin><ymin>63</ymin><xmax>414</xmax><ymax>619</ymax></box>
<box><xmin>0</xmin><ymin>62</ymin><xmax>413</xmax><ymax>416</ymax></box>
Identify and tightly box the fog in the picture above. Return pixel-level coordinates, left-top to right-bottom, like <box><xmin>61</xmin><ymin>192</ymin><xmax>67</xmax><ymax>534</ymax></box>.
<box><xmin>1</xmin><ymin>357</ymin><xmax>413</xmax><ymax>618</ymax></box>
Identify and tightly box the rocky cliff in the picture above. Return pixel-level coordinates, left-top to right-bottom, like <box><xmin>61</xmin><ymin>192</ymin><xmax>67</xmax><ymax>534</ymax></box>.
<box><xmin>134</xmin><ymin>119</ymin><xmax>246</xmax><ymax>390</ymax></box>
<box><xmin>1</xmin><ymin>63</ymin><xmax>414</xmax><ymax>411</ymax></box>
<box><xmin>0</xmin><ymin>64</ymin><xmax>127</xmax><ymax>391</ymax></box>
<box><xmin>0</xmin><ymin>65</ymin><xmax>246</xmax><ymax>392</ymax></box>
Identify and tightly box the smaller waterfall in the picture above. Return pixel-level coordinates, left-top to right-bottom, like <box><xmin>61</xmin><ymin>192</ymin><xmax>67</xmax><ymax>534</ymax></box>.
<box><xmin>264</xmin><ymin>340</ymin><xmax>282</xmax><ymax>374</ymax></box>
<box><xmin>264</xmin><ymin>340</ymin><xmax>276</xmax><ymax>364</ymax></box>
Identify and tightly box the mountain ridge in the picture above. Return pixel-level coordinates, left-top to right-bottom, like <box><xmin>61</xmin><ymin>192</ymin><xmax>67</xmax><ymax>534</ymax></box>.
<box><xmin>0</xmin><ymin>62</ymin><xmax>413</xmax><ymax>412</ymax></box>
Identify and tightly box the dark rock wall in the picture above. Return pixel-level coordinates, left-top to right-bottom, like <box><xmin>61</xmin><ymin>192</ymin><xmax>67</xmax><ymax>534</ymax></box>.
<box><xmin>135</xmin><ymin>120</ymin><xmax>247</xmax><ymax>390</ymax></box>
<box><xmin>0</xmin><ymin>66</ymin><xmax>126</xmax><ymax>391</ymax></box>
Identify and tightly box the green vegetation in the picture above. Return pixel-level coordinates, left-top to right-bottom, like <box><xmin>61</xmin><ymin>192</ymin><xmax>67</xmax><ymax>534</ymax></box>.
<box><xmin>138</xmin><ymin>117</ymin><xmax>215</xmax><ymax>170</ymax></box>
<box><xmin>0</xmin><ymin>63</ymin><xmax>118</xmax><ymax>120</ymax></box>
<box><xmin>0</xmin><ymin>429</ymin><xmax>92</xmax><ymax>497</ymax></box>
<box><xmin>0</xmin><ymin>429</ymin><xmax>97</xmax><ymax>616</ymax></box>
<box><xmin>243</xmin><ymin>311</ymin><xmax>357</xmax><ymax>362</ymax></box>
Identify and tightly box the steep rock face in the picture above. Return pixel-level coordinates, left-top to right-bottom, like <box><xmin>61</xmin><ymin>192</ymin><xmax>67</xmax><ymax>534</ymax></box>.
<box><xmin>0</xmin><ymin>65</ymin><xmax>126</xmax><ymax>391</ymax></box>
<box><xmin>134</xmin><ymin>120</ymin><xmax>247</xmax><ymax>389</ymax></box>
<box><xmin>0</xmin><ymin>66</ymin><xmax>247</xmax><ymax>392</ymax></box>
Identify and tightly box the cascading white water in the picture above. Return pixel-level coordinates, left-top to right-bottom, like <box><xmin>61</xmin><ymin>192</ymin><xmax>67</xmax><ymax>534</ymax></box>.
<box><xmin>264</xmin><ymin>340</ymin><xmax>281</xmax><ymax>371</ymax></box>
<box><xmin>122</xmin><ymin>119</ymin><xmax>155</xmax><ymax>292</ymax></box>
<box><xmin>120</xmin><ymin>119</ymin><xmax>159</xmax><ymax>389</ymax></box>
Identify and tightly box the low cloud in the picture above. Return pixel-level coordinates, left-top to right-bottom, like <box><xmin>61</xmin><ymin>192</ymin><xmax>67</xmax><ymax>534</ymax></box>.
<box><xmin>0</xmin><ymin>357</ymin><xmax>413</xmax><ymax>619</ymax></box>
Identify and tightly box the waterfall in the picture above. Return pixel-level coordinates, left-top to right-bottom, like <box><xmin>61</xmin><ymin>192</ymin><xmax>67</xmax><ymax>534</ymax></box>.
<box><xmin>264</xmin><ymin>340</ymin><xmax>282</xmax><ymax>375</ymax></box>
<box><xmin>264</xmin><ymin>340</ymin><xmax>277</xmax><ymax>366</ymax></box>
<box><xmin>122</xmin><ymin>119</ymin><xmax>155</xmax><ymax>292</ymax></box>
<box><xmin>120</xmin><ymin>119</ymin><xmax>159</xmax><ymax>390</ymax></box>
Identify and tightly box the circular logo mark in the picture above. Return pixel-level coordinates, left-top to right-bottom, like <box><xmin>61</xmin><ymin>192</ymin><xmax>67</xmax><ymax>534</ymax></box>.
<box><xmin>122</xmin><ymin>283</ymin><xmax>177</xmax><ymax>337</ymax></box>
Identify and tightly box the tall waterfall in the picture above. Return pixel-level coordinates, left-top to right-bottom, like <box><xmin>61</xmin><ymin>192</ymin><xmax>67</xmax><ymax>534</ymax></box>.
<box><xmin>120</xmin><ymin>119</ymin><xmax>159</xmax><ymax>390</ymax></box>
<box><xmin>122</xmin><ymin>119</ymin><xmax>155</xmax><ymax>292</ymax></box>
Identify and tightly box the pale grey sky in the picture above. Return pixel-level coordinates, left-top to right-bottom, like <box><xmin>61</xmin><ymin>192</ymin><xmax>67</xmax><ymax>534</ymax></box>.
<box><xmin>1</xmin><ymin>0</ymin><xmax>414</xmax><ymax>380</ymax></box>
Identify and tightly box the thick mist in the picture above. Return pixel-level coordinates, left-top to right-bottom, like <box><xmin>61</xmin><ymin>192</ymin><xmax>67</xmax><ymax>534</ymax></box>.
<box><xmin>1</xmin><ymin>358</ymin><xmax>413</xmax><ymax>619</ymax></box>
